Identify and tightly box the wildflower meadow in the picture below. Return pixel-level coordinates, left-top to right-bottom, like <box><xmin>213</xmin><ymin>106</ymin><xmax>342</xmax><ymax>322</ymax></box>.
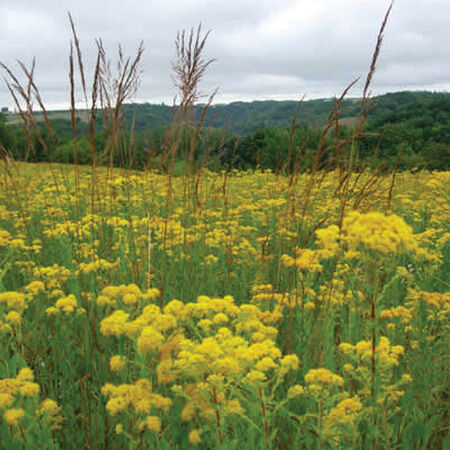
<box><xmin>0</xmin><ymin>5</ymin><xmax>449</xmax><ymax>448</ymax></box>
<box><xmin>0</xmin><ymin>162</ymin><xmax>449</xmax><ymax>448</ymax></box>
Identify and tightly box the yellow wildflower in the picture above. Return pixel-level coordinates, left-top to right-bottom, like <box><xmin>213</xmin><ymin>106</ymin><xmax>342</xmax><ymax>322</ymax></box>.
<box><xmin>0</xmin><ymin>393</ymin><xmax>14</xmax><ymax>409</ymax></box>
<box><xmin>110</xmin><ymin>355</ymin><xmax>126</xmax><ymax>372</ymax></box>
<box><xmin>17</xmin><ymin>368</ymin><xmax>34</xmax><ymax>382</ymax></box>
<box><xmin>137</xmin><ymin>326</ymin><xmax>164</xmax><ymax>353</ymax></box>
<box><xmin>288</xmin><ymin>385</ymin><xmax>305</xmax><ymax>398</ymax></box>
<box><xmin>189</xmin><ymin>429</ymin><xmax>202</xmax><ymax>444</ymax></box>
<box><xmin>144</xmin><ymin>416</ymin><xmax>161</xmax><ymax>433</ymax></box>
<box><xmin>4</xmin><ymin>408</ymin><xmax>24</xmax><ymax>426</ymax></box>
<box><xmin>5</xmin><ymin>311</ymin><xmax>21</xmax><ymax>324</ymax></box>
<box><xmin>19</xmin><ymin>382</ymin><xmax>40</xmax><ymax>397</ymax></box>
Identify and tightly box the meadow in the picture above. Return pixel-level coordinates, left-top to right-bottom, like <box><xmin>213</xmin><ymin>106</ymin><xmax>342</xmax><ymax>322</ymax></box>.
<box><xmin>1</xmin><ymin>5</ymin><xmax>449</xmax><ymax>448</ymax></box>
<box><xmin>0</xmin><ymin>161</ymin><xmax>449</xmax><ymax>448</ymax></box>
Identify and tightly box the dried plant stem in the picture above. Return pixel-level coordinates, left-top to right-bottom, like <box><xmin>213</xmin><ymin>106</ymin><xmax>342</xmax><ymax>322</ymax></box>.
<box><xmin>259</xmin><ymin>388</ymin><xmax>270</xmax><ymax>450</ymax></box>
<box><xmin>212</xmin><ymin>386</ymin><xmax>223</xmax><ymax>444</ymax></box>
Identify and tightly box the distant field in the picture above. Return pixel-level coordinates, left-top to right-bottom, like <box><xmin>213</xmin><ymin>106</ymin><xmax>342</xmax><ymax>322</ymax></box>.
<box><xmin>5</xmin><ymin>109</ymin><xmax>90</xmax><ymax>125</ymax></box>
<box><xmin>335</xmin><ymin>116</ymin><xmax>360</xmax><ymax>128</ymax></box>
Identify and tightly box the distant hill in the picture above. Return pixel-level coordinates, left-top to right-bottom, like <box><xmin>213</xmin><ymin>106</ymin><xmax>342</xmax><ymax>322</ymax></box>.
<box><xmin>6</xmin><ymin>91</ymin><xmax>449</xmax><ymax>136</ymax></box>
<box><xmin>123</xmin><ymin>97</ymin><xmax>358</xmax><ymax>135</ymax></box>
<box><xmin>2</xmin><ymin>90</ymin><xmax>449</xmax><ymax>170</ymax></box>
<box><xmin>121</xmin><ymin>91</ymin><xmax>450</xmax><ymax>134</ymax></box>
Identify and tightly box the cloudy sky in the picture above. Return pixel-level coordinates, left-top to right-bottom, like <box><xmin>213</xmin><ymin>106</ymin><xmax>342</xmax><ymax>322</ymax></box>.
<box><xmin>0</xmin><ymin>0</ymin><xmax>449</xmax><ymax>109</ymax></box>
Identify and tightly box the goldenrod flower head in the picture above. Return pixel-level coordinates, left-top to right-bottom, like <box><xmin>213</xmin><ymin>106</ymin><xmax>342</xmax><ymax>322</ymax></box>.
<box><xmin>189</xmin><ymin>429</ymin><xmax>202</xmax><ymax>444</ymax></box>
<box><xmin>391</xmin><ymin>345</ymin><xmax>405</xmax><ymax>356</ymax></box>
<box><xmin>23</xmin><ymin>280</ymin><xmax>45</xmax><ymax>295</ymax></box>
<box><xmin>282</xmin><ymin>250</ymin><xmax>320</xmax><ymax>271</ymax></box>
<box><xmin>4</xmin><ymin>408</ymin><xmax>24</xmax><ymax>426</ymax></box>
<box><xmin>0</xmin><ymin>393</ymin><xmax>14</xmax><ymax>409</ymax></box>
<box><xmin>19</xmin><ymin>382</ymin><xmax>40</xmax><ymax>397</ymax></box>
<box><xmin>0</xmin><ymin>378</ymin><xmax>20</xmax><ymax>394</ymax></box>
<box><xmin>316</xmin><ymin>225</ymin><xmax>340</xmax><ymax>254</ymax></box>
<box><xmin>46</xmin><ymin>307</ymin><xmax>59</xmax><ymax>316</ymax></box>
<box><xmin>212</xmin><ymin>313</ymin><xmax>229</xmax><ymax>324</ymax></box>
<box><xmin>50</xmin><ymin>289</ymin><xmax>65</xmax><ymax>299</ymax></box>
<box><xmin>401</xmin><ymin>374</ymin><xmax>412</xmax><ymax>383</ymax></box>
<box><xmin>0</xmin><ymin>321</ymin><xmax>12</xmax><ymax>334</ymax></box>
<box><xmin>339</xmin><ymin>343</ymin><xmax>355</xmax><ymax>354</ymax></box>
<box><xmin>135</xmin><ymin>399</ymin><xmax>151</xmax><ymax>414</ymax></box>
<box><xmin>280</xmin><ymin>354</ymin><xmax>299</xmax><ymax>371</ymax></box>
<box><xmin>255</xmin><ymin>357</ymin><xmax>278</xmax><ymax>372</ymax></box>
<box><xmin>37</xmin><ymin>399</ymin><xmax>63</xmax><ymax>430</ymax></box>
<box><xmin>343</xmin><ymin>211</ymin><xmax>416</xmax><ymax>254</ymax></box>
<box><xmin>245</xmin><ymin>370</ymin><xmax>267</xmax><ymax>385</ymax></box>
<box><xmin>198</xmin><ymin>319</ymin><xmax>212</xmax><ymax>332</ymax></box>
<box><xmin>239</xmin><ymin>304</ymin><xmax>260</xmax><ymax>316</ymax></box>
<box><xmin>181</xmin><ymin>402</ymin><xmax>195</xmax><ymax>422</ymax></box>
<box><xmin>145</xmin><ymin>288</ymin><xmax>160</xmax><ymax>300</ymax></box>
<box><xmin>137</xmin><ymin>326</ymin><xmax>164</xmax><ymax>353</ymax></box>
<box><xmin>343</xmin><ymin>363</ymin><xmax>354</xmax><ymax>373</ymax></box>
<box><xmin>0</xmin><ymin>292</ymin><xmax>26</xmax><ymax>310</ymax></box>
<box><xmin>55</xmin><ymin>294</ymin><xmax>78</xmax><ymax>313</ymax></box>
<box><xmin>17</xmin><ymin>368</ymin><xmax>34</xmax><ymax>382</ymax></box>
<box><xmin>38</xmin><ymin>399</ymin><xmax>60</xmax><ymax>415</ymax></box>
<box><xmin>100</xmin><ymin>310</ymin><xmax>130</xmax><ymax>337</ymax></box>
<box><xmin>305</xmin><ymin>368</ymin><xmax>344</xmax><ymax>387</ymax></box>
<box><xmin>144</xmin><ymin>415</ymin><xmax>161</xmax><ymax>433</ymax></box>
<box><xmin>123</xmin><ymin>293</ymin><xmax>138</xmax><ymax>305</ymax></box>
<box><xmin>110</xmin><ymin>355</ymin><xmax>126</xmax><ymax>372</ymax></box>
<box><xmin>224</xmin><ymin>398</ymin><xmax>245</xmax><ymax>416</ymax></box>
<box><xmin>325</xmin><ymin>396</ymin><xmax>362</xmax><ymax>431</ymax></box>
<box><xmin>105</xmin><ymin>397</ymin><xmax>128</xmax><ymax>416</ymax></box>
<box><xmin>97</xmin><ymin>295</ymin><xmax>116</xmax><ymax>307</ymax></box>
<box><xmin>355</xmin><ymin>340</ymin><xmax>372</xmax><ymax>357</ymax></box>
<box><xmin>288</xmin><ymin>384</ymin><xmax>305</xmax><ymax>398</ymax></box>
<box><xmin>163</xmin><ymin>299</ymin><xmax>185</xmax><ymax>317</ymax></box>
<box><xmin>5</xmin><ymin>311</ymin><xmax>21</xmax><ymax>324</ymax></box>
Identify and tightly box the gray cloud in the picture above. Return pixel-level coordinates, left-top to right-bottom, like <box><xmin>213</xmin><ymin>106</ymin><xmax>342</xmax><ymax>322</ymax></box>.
<box><xmin>1</xmin><ymin>0</ymin><xmax>449</xmax><ymax>109</ymax></box>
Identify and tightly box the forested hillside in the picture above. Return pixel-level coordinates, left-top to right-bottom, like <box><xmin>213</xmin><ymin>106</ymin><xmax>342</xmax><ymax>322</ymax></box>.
<box><xmin>1</xmin><ymin>91</ymin><xmax>449</xmax><ymax>170</ymax></box>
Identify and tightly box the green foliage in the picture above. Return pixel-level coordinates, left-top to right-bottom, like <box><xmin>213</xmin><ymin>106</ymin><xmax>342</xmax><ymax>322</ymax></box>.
<box><xmin>2</xmin><ymin>91</ymin><xmax>450</xmax><ymax>171</ymax></box>
<box><xmin>0</xmin><ymin>112</ymin><xmax>17</xmax><ymax>154</ymax></box>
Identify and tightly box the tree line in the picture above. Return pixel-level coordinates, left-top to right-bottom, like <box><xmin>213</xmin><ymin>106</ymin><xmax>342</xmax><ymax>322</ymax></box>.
<box><xmin>1</xmin><ymin>91</ymin><xmax>449</xmax><ymax>171</ymax></box>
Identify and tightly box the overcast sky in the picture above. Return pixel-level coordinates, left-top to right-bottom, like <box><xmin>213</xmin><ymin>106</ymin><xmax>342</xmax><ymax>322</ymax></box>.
<box><xmin>1</xmin><ymin>0</ymin><xmax>449</xmax><ymax>109</ymax></box>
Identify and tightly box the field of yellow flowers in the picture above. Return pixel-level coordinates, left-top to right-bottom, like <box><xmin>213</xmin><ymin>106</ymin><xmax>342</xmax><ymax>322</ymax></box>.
<box><xmin>0</xmin><ymin>161</ymin><xmax>449</xmax><ymax>449</ymax></box>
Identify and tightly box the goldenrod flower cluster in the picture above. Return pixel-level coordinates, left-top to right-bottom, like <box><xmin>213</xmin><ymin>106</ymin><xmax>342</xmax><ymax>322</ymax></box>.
<box><xmin>97</xmin><ymin>284</ymin><xmax>160</xmax><ymax>307</ymax></box>
<box><xmin>36</xmin><ymin>399</ymin><xmax>64</xmax><ymax>431</ymax></box>
<box><xmin>324</xmin><ymin>396</ymin><xmax>363</xmax><ymax>430</ymax></box>
<box><xmin>304</xmin><ymin>368</ymin><xmax>344</xmax><ymax>393</ymax></box>
<box><xmin>0</xmin><ymin>368</ymin><xmax>39</xmax><ymax>408</ymax></box>
<box><xmin>281</xmin><ymin>248</ymin><xmax>322</xmax><ymax>272</ymax></box>
<box><xmin>339</xmin><ymin>337</ymin><xmax>404</xmax><ymax>369</ymax></box>
<box><xmin>0</xmin><ymin>368</ymin><xmax>62</xmax><ymax>431</ymax></box>
<box><xmin>316</xmin><ymin>211</ymin><xmax>418</xmax><ymax>255</ymax></box>
<box><xmin>0</xmin><ymin>292</ymin><xmax>26</xmax><ymax>311</ymax></box>
<box><xmin>379</xmin><ymin>306</ymin><xmax>413</xmax><ymax>324</ymax></box>
<box><xmin>33</xmin><ymin>264</ymin><xmax>71</xmax><ymax>289</ymax></box>
<box><xmin>100</xmin><ymin>291</ymin><xmax>300</xmax><ymax>430</ymax></box>
<box><xmin>102</xmin><ymin>379</ymin><xmax>173</xmax><ymax>416</ymax></box>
